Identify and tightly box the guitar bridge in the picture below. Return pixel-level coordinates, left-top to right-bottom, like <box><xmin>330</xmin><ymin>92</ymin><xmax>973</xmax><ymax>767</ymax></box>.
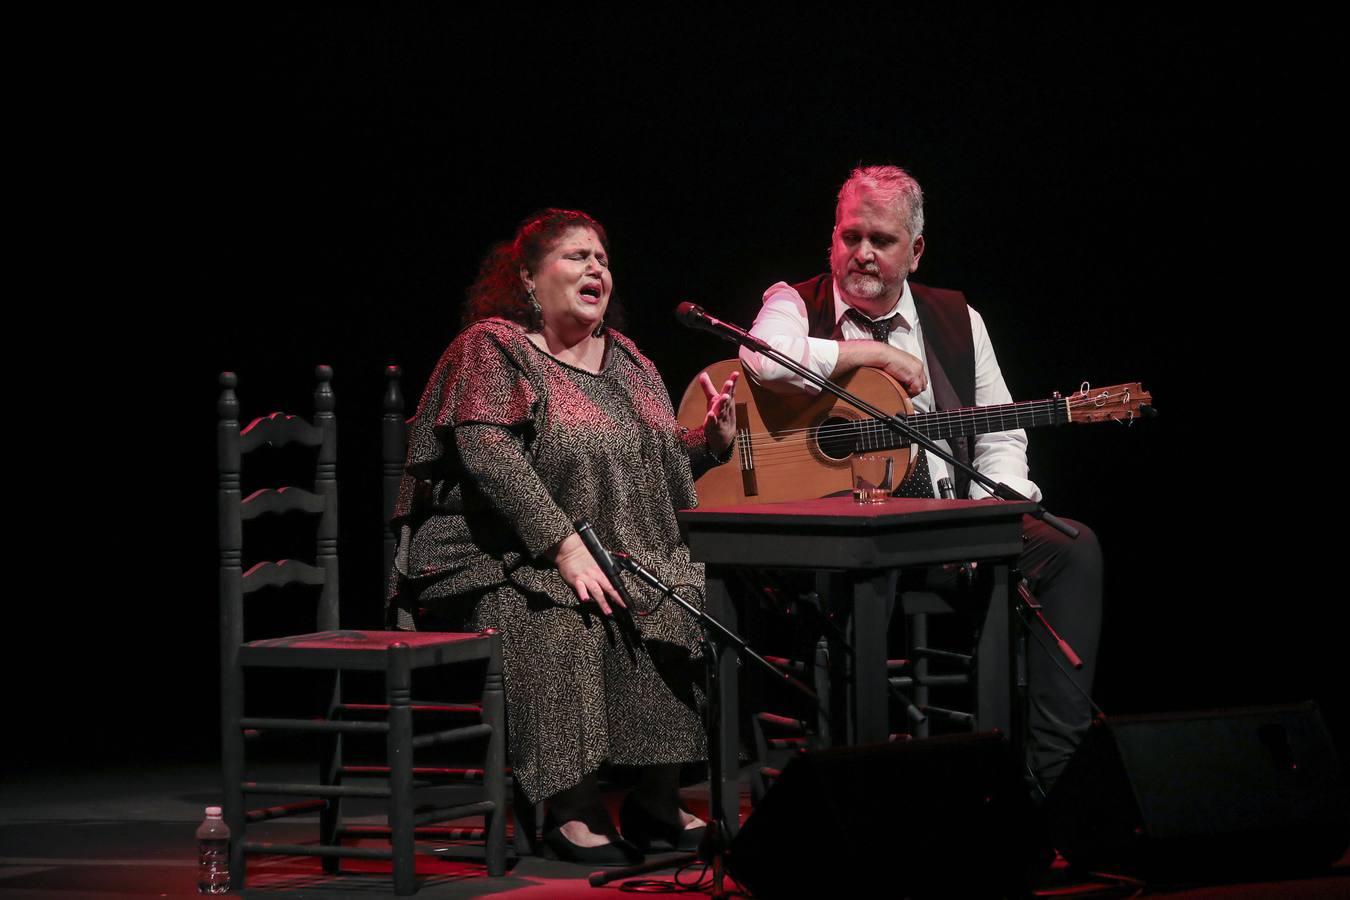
<box><xmin>736</xmin><ymin>403</ymin><xmax>758</xmax><ymax>497</ymax></box>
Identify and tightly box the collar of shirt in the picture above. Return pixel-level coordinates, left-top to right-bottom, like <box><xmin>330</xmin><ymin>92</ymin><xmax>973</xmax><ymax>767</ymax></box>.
<box><xmin>831</xmin><ymin>279</ymin><xmax>917</xmax><ymax>336</ymax></box>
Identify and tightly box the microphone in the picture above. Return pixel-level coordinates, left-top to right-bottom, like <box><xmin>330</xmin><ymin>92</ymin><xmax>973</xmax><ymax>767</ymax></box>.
<box><xmin>573</xmin><ymin>519</ymin><xmax>637</xmax><ymax>610</ymax></box>
<box><xmin>610</xmin><ymin>551</ymin><xmax>651</xmax><ymax>581</ymax></box>
<box><xmin>675</xmin><ymin>302</ymin><xmax>771</xmax><ymax>352</ymax></box>
<box><xmin>936</xmin><ymin>477</ymin><xmax>956</xmax><ymax>500</ymax></box>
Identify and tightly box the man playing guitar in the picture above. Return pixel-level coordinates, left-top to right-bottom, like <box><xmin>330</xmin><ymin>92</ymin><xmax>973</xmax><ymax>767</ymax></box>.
<box><xmin>737</xmin><ymin>165</ymin><xmax>1104</xmax><ymax>796</ymax></box>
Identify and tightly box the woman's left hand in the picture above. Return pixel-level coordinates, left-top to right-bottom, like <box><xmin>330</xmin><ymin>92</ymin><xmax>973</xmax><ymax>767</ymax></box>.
<box><xmin>699</xmin><ymin>370</ymin><xmax>739</xmax><ymax>459</ymax></box>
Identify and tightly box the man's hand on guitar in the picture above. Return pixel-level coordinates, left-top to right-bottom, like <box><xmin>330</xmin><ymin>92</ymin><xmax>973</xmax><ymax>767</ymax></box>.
<box><xmin>699</xmin><ymin>369</ymin><xmax>739</xmax><ymax>459</ymax></box>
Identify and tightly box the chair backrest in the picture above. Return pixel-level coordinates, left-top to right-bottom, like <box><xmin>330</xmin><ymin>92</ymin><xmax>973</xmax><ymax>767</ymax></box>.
<box><xmin>217</xmin><ymin>366</ymin><xmax>339</xmax><ymax>650</ymax></box>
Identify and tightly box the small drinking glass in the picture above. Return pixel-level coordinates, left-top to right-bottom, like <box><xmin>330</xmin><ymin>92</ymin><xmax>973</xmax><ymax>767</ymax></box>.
<box><xmin>850</xmin><ymin>454</ymin><xmax>894</xmax><ymax>503</ymax></box>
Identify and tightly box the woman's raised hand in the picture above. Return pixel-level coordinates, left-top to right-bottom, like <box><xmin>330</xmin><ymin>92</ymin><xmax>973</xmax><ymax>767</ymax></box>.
<box><xmin>699</xmin><ymin>369</ymin><xmax>739</xmax><ymax>458</ymax></box>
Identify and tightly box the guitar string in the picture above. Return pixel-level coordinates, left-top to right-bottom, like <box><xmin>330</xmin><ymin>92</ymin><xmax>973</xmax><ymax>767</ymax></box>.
<box><xmin>721</xmin><ymin>394</ymin><xmax>1128</xmax><ymax>463</ymax></box>
<box><xmin>730</xmin><ymin>399</ymin><xmax>1067</xmax><ymax>452</ymax></box>
<box><xmin>734</xmin><ymin>400</ymin><xmax>1062</xmax><ymax>441</ymax></box>
<box><xmin>719</xmin><ymin>393</ymin><xmax>1127</xmax><ymax>443</ymax></box>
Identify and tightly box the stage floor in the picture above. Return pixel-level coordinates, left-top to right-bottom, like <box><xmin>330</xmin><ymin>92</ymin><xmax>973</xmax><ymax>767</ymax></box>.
<box><xmin>2</xmin><ymin>760</ymin><xmax>1347</xmax><ymax>898</ymax></box>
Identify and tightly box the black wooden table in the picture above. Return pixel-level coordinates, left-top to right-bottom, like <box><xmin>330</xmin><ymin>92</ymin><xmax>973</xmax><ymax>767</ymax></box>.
<box><xmin>678</xmin><ymin>496</ymin><xmax>1035</xmax><ymax>833</ymax></box>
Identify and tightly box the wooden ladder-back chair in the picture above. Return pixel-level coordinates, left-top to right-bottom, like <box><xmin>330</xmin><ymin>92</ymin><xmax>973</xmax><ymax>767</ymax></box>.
<box><xmin>218</xmin><ymin>365</ymin><xmax>506</xmax><ymax>895</ymax></box>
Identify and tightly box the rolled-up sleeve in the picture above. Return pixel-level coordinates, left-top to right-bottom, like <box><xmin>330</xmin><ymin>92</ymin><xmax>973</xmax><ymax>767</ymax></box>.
<box><xmin>738</xmin><ymin>282</ymin><xmax>839</xmax><ymax>394</ymax></box>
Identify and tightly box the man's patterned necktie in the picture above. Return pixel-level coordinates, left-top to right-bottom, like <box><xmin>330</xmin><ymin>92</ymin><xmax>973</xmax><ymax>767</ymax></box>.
<box><xmin>844</xmin><ymin>306</ymin><xmax>935</xmax><ymax>498</ymax></box>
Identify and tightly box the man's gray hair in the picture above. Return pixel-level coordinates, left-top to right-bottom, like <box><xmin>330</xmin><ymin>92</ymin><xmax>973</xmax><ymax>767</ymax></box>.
<box><xmin>836</xmin><ymin>165</ymin><xmax>925</xmax><ymax>239</ymax></box>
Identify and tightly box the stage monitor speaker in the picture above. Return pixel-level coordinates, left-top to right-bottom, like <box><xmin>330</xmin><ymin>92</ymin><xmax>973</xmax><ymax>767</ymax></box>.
<box><xmin>726</xmin><ymin>731</ymin><xmax>1052</xmax><ymax>898</ymax></box>
<box><xmin>1046</xmin><ymin>702</ymin><xmax>1350</xmax><ymax>882</ymax></box>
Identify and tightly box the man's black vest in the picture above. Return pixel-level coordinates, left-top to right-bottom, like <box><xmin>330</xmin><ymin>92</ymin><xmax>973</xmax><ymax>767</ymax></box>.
<box><xmin>790</xmin><ymin>273</ymin><xmax>978</xmax><ymax>497</ymax></box>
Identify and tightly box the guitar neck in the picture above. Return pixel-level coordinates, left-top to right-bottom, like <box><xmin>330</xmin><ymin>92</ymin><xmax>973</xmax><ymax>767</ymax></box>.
<box><xmin>853</xmin><ymin>397</ymin><xmax>1069</xmax><ymax>451</ymax></box>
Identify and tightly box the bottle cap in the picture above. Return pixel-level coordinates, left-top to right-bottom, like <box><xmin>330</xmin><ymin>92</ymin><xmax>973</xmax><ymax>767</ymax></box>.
<box><xmin>205</xmin><ymin>806</ymin><xmax>223</xmax><ymax>817</ymax></box>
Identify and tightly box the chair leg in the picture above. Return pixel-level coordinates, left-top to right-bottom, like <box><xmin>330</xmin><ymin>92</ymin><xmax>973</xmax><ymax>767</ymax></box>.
<box><xmin>812</xmin><ymin>635</ymin><xmax>832</xmax><ymax>748</ymax></box>
<box><xmin>320</xmin><ymin>668</ymin><xmax>343</xmax><ymax>873</ymax></box>
<box><xmin>512</xmin><ymin>782</ymin><xmax>542</xmax><ymax>857</ymax></box>
<box><xmin>510</xmin><ymin>782</ymin><xmax>537</xmax><ymax>858</ymax></box>
<box><xmin>387</xmin><ymin>644</ymin><xmax>416</xmax><ymax>896</ymax></box>
<box><xmin>482</xmin><ymin>640</ymin><xmax>507</xmax><ymax>876</ymax></box>
<box><xmin>912</xmin><ymin>612</ymin><xmax>931</xmax><ymax>739</ymax></box>
<box><xmin>749</xmin><ymin>712</ymin><xmax>771</xmax><ymax>806</ymax></box>
<box><xmin>221</xmin><ymin>662</ymin><xmax>247</xmax><ymax>892</ymax></box>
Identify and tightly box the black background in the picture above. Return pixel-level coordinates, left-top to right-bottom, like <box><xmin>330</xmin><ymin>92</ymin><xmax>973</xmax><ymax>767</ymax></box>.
<box><xmin>22</xmin><ymin>11</ymin><xmax>1339</xmax><ymax>773</ymax></box>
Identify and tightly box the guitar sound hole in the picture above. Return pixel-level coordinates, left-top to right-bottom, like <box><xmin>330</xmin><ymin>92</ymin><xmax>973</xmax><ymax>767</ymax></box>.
<box><xmin>816</xmin><ymin>417</ymin><xmax>858</xmax><ymax>461</ymax></box>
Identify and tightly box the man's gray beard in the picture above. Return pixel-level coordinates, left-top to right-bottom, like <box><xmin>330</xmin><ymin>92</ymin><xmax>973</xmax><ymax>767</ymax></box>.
<box><xmin>842</xmin><ymin>271</ymin><xmax>886</xmax><ymax>300</ymax></box>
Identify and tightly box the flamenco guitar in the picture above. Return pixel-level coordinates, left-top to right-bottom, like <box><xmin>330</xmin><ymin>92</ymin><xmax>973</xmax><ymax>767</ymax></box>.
<box><xmin>675</xmin><ymin>360</ymin><xmax>1153</xmax><ymax>507</ymax></box>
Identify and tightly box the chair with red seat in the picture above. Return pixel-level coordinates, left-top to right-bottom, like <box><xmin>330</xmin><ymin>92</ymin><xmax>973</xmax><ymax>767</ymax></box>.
<box><xmin>217</xmin><ymin>365</ymin><xmax>506</xmax><ymax>895</ymax></box>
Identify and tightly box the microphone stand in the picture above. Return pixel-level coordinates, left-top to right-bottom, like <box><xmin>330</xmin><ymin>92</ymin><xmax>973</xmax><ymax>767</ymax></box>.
<box><xmin>1016</xmin><ymin>579</ymin><xmax>1082</xmax><ymax>670</ymax></box>
<box><xmin>587</xmin><ymin>551</ymin><xmax>817</xmax><ymax>898</ymax></box>
<box><xmin>679</xmin><ymin>304</ymin><xmax>1085</xmax><ymax>673</ymax></box>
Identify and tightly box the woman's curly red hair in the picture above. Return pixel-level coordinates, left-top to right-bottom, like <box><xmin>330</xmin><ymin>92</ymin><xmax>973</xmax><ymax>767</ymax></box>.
<box><xmin>462</xmin><ymin>208</ymin><xmax>624</xmax><ymax>331</ymax></box>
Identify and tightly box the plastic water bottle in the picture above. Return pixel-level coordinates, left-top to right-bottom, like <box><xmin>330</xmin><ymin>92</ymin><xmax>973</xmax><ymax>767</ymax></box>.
<box><xmin>196</xmin><ymin>806</ymin><xmax>230</xmax><ymax>894</ymax></box>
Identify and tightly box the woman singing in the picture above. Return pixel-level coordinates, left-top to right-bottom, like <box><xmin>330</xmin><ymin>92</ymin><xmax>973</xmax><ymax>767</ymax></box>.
<box><xmin>390</xmin><ymin>208</ymin><xmax>738</xmax><ymax>863</ymax></box>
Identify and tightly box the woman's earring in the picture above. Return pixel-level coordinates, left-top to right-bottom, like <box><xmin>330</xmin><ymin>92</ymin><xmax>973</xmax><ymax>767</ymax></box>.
<box><xmin>527</xmin><ymin>287</ymin><xmax>543</xmax><ymax>329</ymax></box>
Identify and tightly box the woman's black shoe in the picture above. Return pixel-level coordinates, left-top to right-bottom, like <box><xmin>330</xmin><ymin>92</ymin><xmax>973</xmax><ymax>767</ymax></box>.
<box><xmin>540</xmin><ymin>824</ymin><xmax>644</xmax><ymax>866</ymax></box>
<box><xmin>619</xmin><ymin>793</ymin><xmax>706</xmax><ymax>852</ymax></box>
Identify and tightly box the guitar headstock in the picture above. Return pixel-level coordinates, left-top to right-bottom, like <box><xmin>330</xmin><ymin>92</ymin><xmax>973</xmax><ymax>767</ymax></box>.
<box><xmin>1064</xmin><ymin>382</ymin><xmax>1154</xmax><ymax>425</ymax></box>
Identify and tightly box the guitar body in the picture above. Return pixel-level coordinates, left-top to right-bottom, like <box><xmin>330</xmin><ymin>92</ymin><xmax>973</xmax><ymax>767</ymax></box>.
<box><xmin>676</xmin><ymin>360</ymin><xmax>917</xmax><ymax>507</ymax></box>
